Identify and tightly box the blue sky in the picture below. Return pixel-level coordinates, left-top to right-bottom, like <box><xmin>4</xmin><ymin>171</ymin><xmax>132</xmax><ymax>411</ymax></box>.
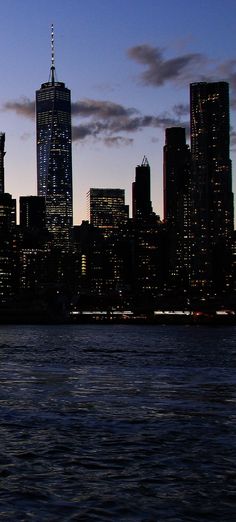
<box><xmin>0</xmin><ymin>0</ymin><xmax>236</xmax><ymax>224</ymax></box>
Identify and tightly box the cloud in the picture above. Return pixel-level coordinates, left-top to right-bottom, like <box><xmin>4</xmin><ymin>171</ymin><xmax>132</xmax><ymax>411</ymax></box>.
<box><xmin>3</xmin><ymin>97</ymin><xmax>35</xmax><ymax>119</ymax></box>
<box><xmin>172</xmin><ymin>103</ymin><xmax>190</xmax><ymax>117</ymax></box>
<box><xmin>104</xmin><ymin>136</ymin><xmax>134</xmax><ymax>147</ymax></box>
<box><xmin>127</xmin><ymin>44</ymin><xmax>236</xmax><ymax>109</ymax></box>
<box><xmin>72</xmin><ymin>99</ymin><xmax>137</xmax><ymax>118</ymax></box>
<box><xmin>127</xmin><ymin>44</ymin><xmax>205</xmax><ymax>86</ymax></box>
<box><xmin>71</xmin><ymin>109</ymin><xmax>184</xmax><ymax>143</ymax></box>
<box><xmin>231</xmin><ymin>130</ymin><xmax>236</xmax><ymax>148</ymax></box>
<box><xmin>2</xmin><ymin>95</ymin><xmax>188</xmax><ymax>146</ymax></box>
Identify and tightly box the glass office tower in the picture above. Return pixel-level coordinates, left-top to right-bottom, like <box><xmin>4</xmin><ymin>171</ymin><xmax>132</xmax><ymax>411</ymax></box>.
<box><xmin>190</xmin><ymin>81</ymin><xmax>234</xmax><ymax>293</ymax></box>
<box><xmin>88</xmin><ymin>188</ymin><xmax>129</xmax><ymax>237</ymax></box>
<box><xmin>36</xmin><ymin>26</ymin><xmax>73</xmax><ymax>245</ymax></box>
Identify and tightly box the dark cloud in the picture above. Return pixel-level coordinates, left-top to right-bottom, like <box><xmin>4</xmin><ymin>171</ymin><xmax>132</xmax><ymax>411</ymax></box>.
<box><xmin>72</xmin><ymin>99</ymin><xmax>137</xmax><ymax>118</ymax></box>
<box><xmin>172</xmin><ymin>103</ymin><xmax>189</xmax><ymax>117</ymax></box>
<box><xmin>71</xmin><ymin>111</ymin><xmax>184</xmax><ymax>143</ymax></box>
<box><xmin>3</xmin><ymin>98</ymin><xmax>35</xmax><ymax>119</ymax></box>
<box><xmin>127</xmin><ymin>44</ymin><xmax>236</xmax><ymax>110</ymax></box>
<box><xmin>2</xmin><ymin>94</ymin><xmax>189</xmax><ymax>146</ymax></box>
<box><xmin>72</xmin><ymin>125</ymin><xmax>94</xmax><ymax>140</ymax></box>
<box><xmin>127</xmin><ymin>44</ymin><xmax>205</xmax><ymax>86</ymax></box>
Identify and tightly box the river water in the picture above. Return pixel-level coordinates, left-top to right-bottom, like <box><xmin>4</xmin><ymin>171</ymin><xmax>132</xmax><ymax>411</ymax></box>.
<box><xmin>0</xmin><ymin>324</ymin><xmax>236</xmax><ymax>521</ymax></box>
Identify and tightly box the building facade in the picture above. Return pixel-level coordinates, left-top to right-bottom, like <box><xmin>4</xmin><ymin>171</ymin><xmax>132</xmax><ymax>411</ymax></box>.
<box><xmin>0</xmin><ymin>193</ymin><xmax>17</xmax><ymax>303</ymax></box>
<box><xmin>190</xmin><ymin>81</ymin><xmax>234</xmax><ymax>295</ymax></box>
<box><xmin>132</xmin><ymin>156</ymin><xmax>153</xmax><ymax>218</ymax></box>
<box><xmin>88</xmin><ymin>188</ymin><xmax>129</xmax><ymax>237</ymax></box>
<box><xmin>20</xmin><ymin>196</ymin><xmax>46</xmax><ymax>231</ymax></box>
<box><xmin>0</xmin><ymin>133</ymin><xmax>5</xmax><ymax>195</ymax></box>
<box><xmin>163</xmin><ymin>127</ymin><xmax>191</xmax><ymax>290</ymax></box>
<box><xmin>36</xmin><ymin>27</ymin><xmax>73</xmax><ymax>245</ymax></box>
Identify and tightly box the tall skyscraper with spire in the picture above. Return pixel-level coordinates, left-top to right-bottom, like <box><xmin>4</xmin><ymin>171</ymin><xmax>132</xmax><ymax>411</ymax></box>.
<box><xmin>36</xmin><ymin>25</ymin><xmax>73</xmax><ymax>245</ymax></box>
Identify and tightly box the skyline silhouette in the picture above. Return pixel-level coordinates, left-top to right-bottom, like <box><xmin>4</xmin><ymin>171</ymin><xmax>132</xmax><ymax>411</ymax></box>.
<box><xmin>0</xmin><ymin>0</ymin><xmax>235</xmax><ymax>225</ymax></box>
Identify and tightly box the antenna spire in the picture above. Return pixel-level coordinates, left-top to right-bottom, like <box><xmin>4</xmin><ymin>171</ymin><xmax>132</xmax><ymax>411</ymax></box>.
<box><xmin>50</xmin><ymin>23</ymin><xmax>55</xmax><ymax>84</ymax></box>
<box><xmin>142</xmin><ymin>155</ymin><xmax>149</xmax><ymax>167</ymax></box>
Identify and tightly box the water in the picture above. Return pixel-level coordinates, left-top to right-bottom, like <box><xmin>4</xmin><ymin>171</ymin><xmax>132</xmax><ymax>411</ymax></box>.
<box><xmin>0</xmin><ymin>324</ymin><xmax>236</xmax><ymax>521</ymax></box>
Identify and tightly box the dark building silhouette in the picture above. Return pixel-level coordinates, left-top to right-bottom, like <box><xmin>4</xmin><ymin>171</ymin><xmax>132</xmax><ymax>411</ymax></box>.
<box><xmin>36</xmin><ymin>25</ymin><xmax>73</xmax><ymax>244</ymax></box>
<box><xmin>0</xmin><ymin>193</ymin><xmax>17</xmax><ymax>303</ymax></box>
<box><xmin>0</xmin><ymin>133</ymin><xmax>5</xmax><ymax>195</ymax></box>
<box><xmin>163</xmin><ymin>127</ymin><xmax>191</xmax><ymax>289</ymax></box>
<box><xmin>20</xmin><ymin>196</ymin><xmax>46</xmax><ymax>231</ymax></box>
<box><xmin>88</xmin><ymin>188</ymin><xmax>129</xmax><ymax>237</ymax></box>
<box><xmin>132</xmin><ymin>156</ymin><xmax>153</xmax><ymax>218</ymax></box>
<box><xmin>190</xmin><ymin>82</ymin><xmax>234</xmax><ymax>295</ymax></box>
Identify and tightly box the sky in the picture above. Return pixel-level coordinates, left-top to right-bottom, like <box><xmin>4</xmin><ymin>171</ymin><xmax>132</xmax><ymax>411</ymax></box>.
<box><xmin>0</xmin><ymin>0</ymin><xmax>236</xmax><ymax>225</ymax></box>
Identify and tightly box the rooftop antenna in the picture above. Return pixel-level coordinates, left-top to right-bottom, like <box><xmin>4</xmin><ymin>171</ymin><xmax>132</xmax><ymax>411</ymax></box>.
<box><xmin>141</xmin><ymin>155</ymin><xmax>149</xmax><ymax>167</ymax></box>
<box><xmin>50</xmin><ymin>23</ymin><xmax>55</xmax><ymax>84</ymax></box>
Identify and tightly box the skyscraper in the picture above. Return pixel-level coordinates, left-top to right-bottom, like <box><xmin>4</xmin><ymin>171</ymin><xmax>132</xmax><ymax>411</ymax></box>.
<box><xmin>132</xmin><ymin>156</ymin><xmax>152</xmax><ymax>218</ymax></box>
<box><xmin>0</xmin><ymin>133</ymin><xmax>5</xmax><ymax>195</ymax></box>
<box><xmin>190</xmin><ymin>81</ymin><xmax>234</xmax><ymax>294</ymax></box>
<box><xmin>88</xmin><ymin>188</ymin><xmax>129</xmax><ymax>237</ymax></box>
<box><xmin>163</xmin><ymin>127</ymin><xmax>191</xmax><ymax>288</ymax></box>
<box><xmin>20</xmin><ymin>196</ymin><xmax>46</xmax><ymax>231</ymax></box>
<box><xmin>36</xmin><ymin>25</ymin><xmax>73</xmax><ymax>245</ymax></box>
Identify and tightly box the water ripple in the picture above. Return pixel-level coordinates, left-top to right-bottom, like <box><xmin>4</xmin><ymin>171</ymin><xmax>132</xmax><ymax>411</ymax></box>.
<box><xmin>0</xmin><ymin>324</ymin><xmax>236</xmax><ymax>520</ymax></box>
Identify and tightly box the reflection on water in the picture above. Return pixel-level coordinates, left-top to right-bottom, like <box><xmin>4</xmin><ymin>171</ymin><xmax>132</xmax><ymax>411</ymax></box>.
<box><xmin>0</xmin><ymin>324</ymin><xmax>236</xmax><ymax>520</ymax></box>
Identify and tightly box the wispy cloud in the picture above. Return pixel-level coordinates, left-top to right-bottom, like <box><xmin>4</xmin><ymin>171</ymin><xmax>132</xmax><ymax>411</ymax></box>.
<box><xmin>1</xmin><ymin>44</ymin><xmax>236</xmax><ymax>150</ymax></box>
<box><xmin>127</xmin><ymin>44</ymin><xmax>206</xmax><ymax>86</ymax></box>
<box><xmin>3</xmin><ymin>97</ymin><xmax>35</xmax><ymax>119</ymax></box>
<box><xmin>71</xmin><ymin>99</ymin><xmax>137</xmax><ymax>118</ymax></box>
<box><xmin>3</xmin><ymin>95</ymin><xmax>185</xmax><ymax>145</ymax></box>
<box><xmin>72</xmin><ymin>109</ymin><xmax>184</xmax><ymax>144</ymax></box>
<box><xmin>127</xmin><ymin>44</ymin><xmax>236</xmax><ymax>108</ymax></box>
<box><xmin>104</xmin><ymin>136</ymin><xmax>134</xmax><ymax>147</ymax></box>
<box><xmin>231</xmin><ymin>130</ymin><xmax>236</xmax><ymax>149</ymax></box>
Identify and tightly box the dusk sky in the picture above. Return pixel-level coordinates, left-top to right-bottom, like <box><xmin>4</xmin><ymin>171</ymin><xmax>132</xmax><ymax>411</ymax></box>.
<box><xmin>0</xmin><ymin>0</ymin><xmax>236</xmax><ymax>224</ymax></box>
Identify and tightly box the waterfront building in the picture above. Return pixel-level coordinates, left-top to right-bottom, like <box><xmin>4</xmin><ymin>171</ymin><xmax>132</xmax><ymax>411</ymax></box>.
<box><xmin>36</xmin><ymin>25</ymin><xmax>73</xmax><ymax>245</ymax></box>
<box><xmin>0</xmin><ymin>193</ymin><xmax>17</xmax><ymax>303</ymax></box>
<box><xmin>163</xmin><ymin>127</ymin><xmax>191</xmax><ymax>290</ymax></box>
<box><xmin>190</xmin><ymin>81</ymin><xmax>234</xmax><ymax>295</ymax></box>
<box><xmin>132</xmin><ymin>156</ymin><xmax>153</xmax><ymax>218</ymax></box>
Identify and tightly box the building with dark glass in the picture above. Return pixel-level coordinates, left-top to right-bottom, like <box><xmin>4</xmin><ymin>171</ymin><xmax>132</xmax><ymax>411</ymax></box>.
<box><xmin>20</xmin><ymin>196</ymin><xmax>46</xmax><ymax>231</ymax></box>
<box><xmin>190</xmin><ymin>81</ymin><xmax>234</xmax><ymax>295</ymax></box>
<box><xmin>132</xmin><ymin>156</ymin><xmax>152</xmax><ymax>218</ymax></box>
<box><xmin>163</xmin><ymin>127</ymin><xmax>191</xmax><ymax>290</ymax></box>
<box><xmin>0</xmin><ymin>193</ymin><xmax>17</xmax><ymax>303</ymax></box>
<box><xmin>36</xmin><ymin>26</ymin><xmax>73</xmax><ymax>245</ymax></box>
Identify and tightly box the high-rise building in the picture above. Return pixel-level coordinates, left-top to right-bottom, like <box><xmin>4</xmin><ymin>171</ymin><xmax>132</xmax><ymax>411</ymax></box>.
<box><xmin>0</xmin><ymin>133</ymin><xmax>5</xmax><ymax>195</ymax></box>
<box><xmin>0</xmin><ymin>193</ymin><xmax>17</xmax><ymax>302</ymax></box>
<box><xmin>88</xmin><ymin>188</ymin><xmax>129</xmax><ymax>237</ymax></box>
<box><xmin>132</xmin><ymin>156</ymin><xmax>152</xmax><ymax>218</ymax></box>
<box><xmin>20</xmin><ymin>196</ymin><xmax>46</xmax><ymax>231</ymax></box>
<box><xmin>190</xmin><ymin>81</ymin><xmax>234</xmax><ymax>294</ymax></box>
<box><xmin>163</xmin><ymin>127</ymin><xmax>191</xmax><ymax>288</ymax></box>
<box><xmin>36</xmin><ymin>25</ymin><xmax>73</xmax><ymax>245</ymax></box>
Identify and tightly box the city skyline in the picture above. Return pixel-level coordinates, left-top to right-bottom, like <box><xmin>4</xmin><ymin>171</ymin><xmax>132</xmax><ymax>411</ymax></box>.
<box><xmin>0</xmin><ymin>0</ymin><xmax>235</xmax><ymax>225</ymax></box>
